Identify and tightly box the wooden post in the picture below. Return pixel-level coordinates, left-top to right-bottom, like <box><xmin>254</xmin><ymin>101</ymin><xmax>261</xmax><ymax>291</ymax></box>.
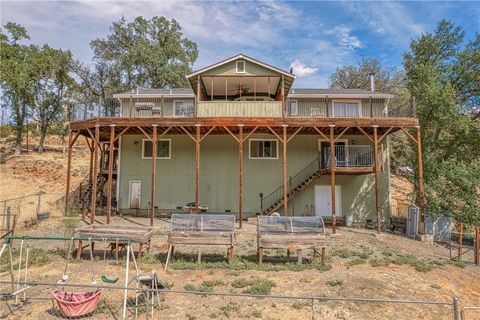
<box><xmin>239</xmin><ymin>125</ymin><xmax>244</xmax><ymax>228</ymax></box>
<box><xmin>88</xmin><ymin>142</ymin><xmax>94</xmax><ymax>186</ymax></box>
<box><xmin>195</xmin><ymin>125</ymin><xmax>201</xmax><ymax>213</ymax></box>
<box><xmin>151</xmin><ymin>125</ymin><xmax>157</xmax><ymax>226</ymax></box>
<box><xmin>283</xmin><ymin>125</ymin><xmax>288</xmax><ymax>215</ymax></box>
<box><xmin>281</xmin><ymin>75</ymin><xmax>285</xmax><ymax>117</ymax></box>
<box><xmin>64</xmin><ymin>129</ymin><xmax>73</xmax><ymax>215</ymax></box>
<box><xmin>225</xmin><ymin>77</ymin><xmax>228</xmax><ymax>100</ymax></box>
<box><xmin>475</xmin><ymin>228</ymin><xmax>480</xmax><ymax>267</ymax></box>
<box><xmin>370</xmin><ymin>96</ymin><xmax>373</xmax><ymax>118</ymax></box>
<box><xmin>325</xmin><ymin>97</ymin><xmax>329</xmax><ymax>117</ymax></box>
<box><xmin>91</xmin><ymin>125</ymin><xmax>100</xmax><ymax>224</ymax></box>
<box><xmin>211</xmin><ymin>77</ymin><xmax>213</xmax><ymax>101</ymax></box>
<box><xmin>329</xmin><ymin>125</ymin><xmax>336</xmax><ymax>234</ymax></box>
<box><xmin>416</xmin><ymin>127</ymin><xmax>425</xmax><ymax>223</ymax></box>
<box><xmin>457</xmin><ymin>223</ymin><xmax>463</xmax><ymax>260</ymax></box>
<box><xmin>106</xmin><ymin>125</ymin><xmax>115</xmax><ymax>224</ymax></box>
<box><xmin>373</xmin><ymin>125</ymin><xmax>381</xmax><ymax>233</ymax></box>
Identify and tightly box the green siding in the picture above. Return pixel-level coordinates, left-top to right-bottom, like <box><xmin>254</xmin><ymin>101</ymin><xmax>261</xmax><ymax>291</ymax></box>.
<box><xmin>204</xmin><ymin>59</ymin><xmax>281</xmax><ymax>76</ymax></box>
<box><xmin>119</xmin><ymin>134</ymin><xmax>391</xmax><ymax>223</ymax></box>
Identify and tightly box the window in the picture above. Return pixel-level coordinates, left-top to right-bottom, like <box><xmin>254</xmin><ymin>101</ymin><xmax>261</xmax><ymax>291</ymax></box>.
<box><xmin>174</xmin><ymin>100</ymin><xmax>194</xmax><ymax>117</ymax></box>
<box><xmin>142</xmin><ymin>139</ymin><xmax>171</xmax><ymax>159</ymax></box>
<box><xmin>236</xmin><ymin>61</ymin><xmax>245</xmax><ymax>73</ymax></box>
<box><xmin>249</xmin><ymin>139</ymin><xmax>278</xmax><ymax>159</ymax></box>
<box><xmin>289</xmin><ymin>99</ymin><xmax>298</xmax><ymax>115</ymax></box>
<box><xmin>333</xmin><ymin>101</ymin><xmax>361</xmax><ymax>117</ymax></box>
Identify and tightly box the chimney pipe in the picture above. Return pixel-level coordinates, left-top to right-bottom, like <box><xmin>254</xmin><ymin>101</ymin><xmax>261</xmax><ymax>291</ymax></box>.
<box><xmin>370</xmin><ymin>73</ymin><xmax>375</xmax><ymax>92</ymax></box>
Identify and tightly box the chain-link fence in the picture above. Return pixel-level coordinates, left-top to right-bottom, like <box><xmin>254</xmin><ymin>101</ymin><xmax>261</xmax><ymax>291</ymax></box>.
<box><xmin>0</xmin><ymin>280</ymin><xmax>464</xmax><ymax>320</ymax></box>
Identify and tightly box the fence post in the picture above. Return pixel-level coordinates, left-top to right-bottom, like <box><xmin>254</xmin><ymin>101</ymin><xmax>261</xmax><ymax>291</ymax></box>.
<box><xmin>453</xmin><ymin>297</ymin><xmax>459</xmax><ymax>320</ymax></box>
<box><xmin>6</xmin><ymin>206</ymin><xmax>11</xmax><ymax>234</ymax></box>
<box><xmin>259</xmin><ymin>193</ymin><xmax>264</xmax><ymax>215</ymax></box>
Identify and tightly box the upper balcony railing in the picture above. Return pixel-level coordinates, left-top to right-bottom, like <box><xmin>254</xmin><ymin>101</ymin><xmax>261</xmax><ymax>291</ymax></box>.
<box><xmin>69</xmin><ymin>98</ymin><xmax>416</xmax><ymax>121</ymax></box>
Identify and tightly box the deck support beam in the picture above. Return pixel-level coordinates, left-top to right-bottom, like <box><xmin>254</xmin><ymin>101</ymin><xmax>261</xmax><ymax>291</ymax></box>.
<box><xmin>239</xmin><ymin>125</ymin><xmax>244</xmax><ymax>228</ymax></box>
<box><xmin>64</xmin><ymin>129</ymin><xmax>73</xmax><ymax>215</ymax></box>
<box><xmin>373</xmin><ymin>126</ymin><xmax>381</xmax><ymax>233</ymax></box>
<box><xmin>195</xmin><ymin>125</ymin><xmax>201</xmax><ymax>213</ymax></box>
<box><xmin>283</xmin><ymin>125</ymin><xmax>288</xmax><ymax>215</ymax></box>
<box><xmin>329</xmin><ymin>125</ymin><xmax>336</xmax><ymax>234</ymax></box>
<box><xmin>90</xmin><ymin>125</ymin><xmax>100</xmax><ymax>224</ymax></box>
<box><xmin>416</xmin><ymin>127</ymin><xmax>425</xmax><ymax>225</ymax></box>
<box><xmin>106</xmin><ymin>125</ymin><xmax>115</xmax><ymax>224</ymax></box>
<box><xmin>150</xmin><ymin>125</ymin><xmax>157</xmax><ymax>226</ymax></box>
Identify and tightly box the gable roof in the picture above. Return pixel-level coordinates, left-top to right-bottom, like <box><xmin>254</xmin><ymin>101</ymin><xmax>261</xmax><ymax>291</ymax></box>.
<box><xmin>186</xmin><ymin>54</ymin><xmax>296</xmax><ymax>79</ymax></box>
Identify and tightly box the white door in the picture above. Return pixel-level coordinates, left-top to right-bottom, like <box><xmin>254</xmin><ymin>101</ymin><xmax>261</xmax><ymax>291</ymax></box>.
<box><xmin>129</xmin><ymin>181</ymin><xmax>141</xmax><ymax>209</ymax></box>
<box><xmin>314</xmin><ymin>185</ymin><xmax>341</xmax><ymax>217</ymax></box>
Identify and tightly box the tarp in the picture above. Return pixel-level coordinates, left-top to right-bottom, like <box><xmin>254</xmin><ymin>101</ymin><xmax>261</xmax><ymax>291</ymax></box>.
<box><xmin>51</xmin><ymin>289</ymin><xmax>103</xmax><ymax>317</ymax></box>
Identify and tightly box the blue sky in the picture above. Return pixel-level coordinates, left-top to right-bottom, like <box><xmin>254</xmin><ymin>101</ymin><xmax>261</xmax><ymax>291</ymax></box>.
<box><xmin>2</xmin><ymin>1</ymin><xmax>479</xmax><ymax>87</ymax></box>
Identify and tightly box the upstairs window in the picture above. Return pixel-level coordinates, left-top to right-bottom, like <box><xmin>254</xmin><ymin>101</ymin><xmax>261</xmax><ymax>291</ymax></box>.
<box><xmin>174</xmin><ymin>100</ymin><xmax>194</xmax><ymax>117</ymax></box>
<box><xmin>333</xmin><ymin>101</ymin><xmax>361</xmax><ymax>117</ymax></box>
<box><xmin>289</xmin><ymin>99</ymin><xmax>298</xmax><ymax>115</ymax></box>
<box><xmin>236</xmin><ymin>61</ymin><xmax>245</xmax><ymax>73</ymax></box>
<box><xmin>142</xmin><ymin>139</ymin><xmax>171</xmax><ymax>159</ymax></box>
<box><xmin>249</xmin><ymin>139</ymin><xmax>278</xmax><ymax>159</ymax></box>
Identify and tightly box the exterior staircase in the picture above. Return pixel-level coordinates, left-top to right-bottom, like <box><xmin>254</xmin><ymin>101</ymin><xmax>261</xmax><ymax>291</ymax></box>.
<box><xmin>262</xmin><ymin>153</ymin><xmax>322</xmax><ymax>215</ymax></box>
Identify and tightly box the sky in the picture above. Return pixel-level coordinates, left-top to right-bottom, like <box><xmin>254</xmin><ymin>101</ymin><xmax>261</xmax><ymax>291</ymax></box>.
<box><xmin>1</xmin><ymin>0</ymin><xmax>479</xmax><ymax>88</ymax></box>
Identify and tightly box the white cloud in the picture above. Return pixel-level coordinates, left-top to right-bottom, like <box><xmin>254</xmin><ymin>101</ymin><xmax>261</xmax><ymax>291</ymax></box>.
<box><xmin>289</xmin><ymin>59</ymin><xmax>318</xmax><ymax>77</ymax></box>
<box><xmin>342</xmin><ymin>2</ymin><xmax>424</xmax><ymax>46</ymax></box>
<box><xmin>325</xmin><ymin>26</ymin><xmax>363</xmax><ymax>50</ymax></box>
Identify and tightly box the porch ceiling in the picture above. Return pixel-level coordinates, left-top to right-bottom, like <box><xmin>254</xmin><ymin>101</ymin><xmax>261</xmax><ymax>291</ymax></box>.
<box><xmin>201</xmin><ymin>76</ymin><xmax>281</xmax><ymax>98</ymax></box>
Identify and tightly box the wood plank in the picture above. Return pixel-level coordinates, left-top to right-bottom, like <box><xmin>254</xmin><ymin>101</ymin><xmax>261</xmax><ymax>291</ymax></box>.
<box><xmin>71</xmin><ymin>117</ymin><xmax>419</xmax><ymax>131</ymax></box>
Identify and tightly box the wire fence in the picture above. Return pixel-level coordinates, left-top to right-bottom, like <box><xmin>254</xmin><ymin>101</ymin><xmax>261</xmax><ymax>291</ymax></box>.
<box><xmin>1</xmin><ymin>192</ymin><xmax>62</xmax><ymax>231</ymax></box>
<box><xmin>0</xmin><ymin>280</ymin><xmax>466</xmax><ymax>320</ymax></box>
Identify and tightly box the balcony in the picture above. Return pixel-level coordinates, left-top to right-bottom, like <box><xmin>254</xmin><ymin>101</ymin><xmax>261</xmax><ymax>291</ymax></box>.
<box><xmin>197</xmin><ymin>101</ymin><xmax>282</xmax><ymax>117</ymax></box>
<box><xmin>321</xmin><ymin>145</ymin><xmax>383</xmax><ymax>174</ymax></box>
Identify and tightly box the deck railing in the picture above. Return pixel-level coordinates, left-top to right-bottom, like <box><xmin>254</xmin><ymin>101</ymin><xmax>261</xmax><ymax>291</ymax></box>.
<box><xmin>69</xmin><ymin>98</ymin><xmax>416</xmax><ymax>121</ymax></box>
<box><xmin>323</xmin><ymin>145</ymin><xmax>380</xmax><ymax>168</ymax></box>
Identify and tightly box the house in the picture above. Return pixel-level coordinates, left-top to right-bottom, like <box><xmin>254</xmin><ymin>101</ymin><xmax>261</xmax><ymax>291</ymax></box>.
<box><xmin>65</xmin><ymin>54</ymin><xmax>424</xmax><ymax>232</ymax></box>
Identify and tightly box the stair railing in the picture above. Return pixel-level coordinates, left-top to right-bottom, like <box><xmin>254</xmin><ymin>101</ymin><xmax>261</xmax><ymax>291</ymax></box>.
<box><xmin>261</xmin><ymin>152</ymin><xmax>321</xmax><ymax>214</ymax></box>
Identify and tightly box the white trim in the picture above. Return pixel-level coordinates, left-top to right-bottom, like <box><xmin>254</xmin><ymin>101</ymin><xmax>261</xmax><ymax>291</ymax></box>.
<box><xmin>236</xmin><ymin>60</ymin><xmax>245</xmax><ymax>74</ymax></box>
<box><xmin>186</xmin><ymin>54</ymin><xmax>295</xmax><ymax>79</ymax></box>
<box><xmin>141</xmin><ymin>139</ymin><xmax>172</xmax><ymax>159</ymax></box>
<box><xmin>249</xmin><ymin>138</ymin><xmax>279</xmax><ymax>159</ymax></box>
<box><xmin>173</xmin><ymin>99</ymin><xmax>194</xmax><ymax>117</ymax></box>
<box><xmin>331</xmin><ymin>99</ymin><xmax>362</xmax><ymax>117</ymax></box>
<box><xmin>128</xmin><ymin>180</ymin><xmax>142</xmax><ymax>209</ymax></box>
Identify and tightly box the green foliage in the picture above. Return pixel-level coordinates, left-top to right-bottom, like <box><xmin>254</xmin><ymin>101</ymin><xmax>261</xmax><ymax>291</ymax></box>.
<box><xmin>231</xmin><ymin>278</ymin><xmax>276</xmax><ymax>295</ymax></box>
<box><xmin>219</xmin><ymin>302</ymin><xmax>240</xmax><ymax>317</ymax></box>
<box><xmin>403</xmin><ymin>20</ymin><xmax>480</xmax><ymax>226</ymax></box>
<box><xmin>90</xmin><ymin>16</ymin><xmax>198</xmax><ymax>89</ymax></box>
<box><xmin>184</xmin><ymin>279</ymin><xmax>224</xmax><ymax>293</ymax></box>
<box><xmin>347</xmin><ymin>258</ymin><xmax>367</xmax><ymax>267</ymax></box>
<box><xmin>326</xmin><ymin>279</ymin><xmax>344</xmax><ymax>287</ymax></box>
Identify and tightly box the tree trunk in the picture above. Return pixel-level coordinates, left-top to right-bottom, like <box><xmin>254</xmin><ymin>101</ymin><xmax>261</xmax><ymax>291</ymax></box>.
<box><xmin>14</xmin><ymin>100</ymin><xmax>25</xmax><ymax>154</ymax></box>
<box><xmin>38</xmin><ymin>125</ymin><xmax>48</xmax><ymax>153</ymax></box>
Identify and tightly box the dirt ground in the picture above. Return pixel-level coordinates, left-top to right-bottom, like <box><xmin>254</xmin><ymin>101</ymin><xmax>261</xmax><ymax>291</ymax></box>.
<box><xmin>0</xmin><ymin>136</ymin><xmax>479</xmax><ymax>319</ymax></box>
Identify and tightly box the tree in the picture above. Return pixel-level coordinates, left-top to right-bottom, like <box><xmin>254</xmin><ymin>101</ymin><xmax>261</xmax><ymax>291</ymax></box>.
<box><xmin>329</xmin><ymin>58</ymin><xmax>405</xmax><ymax>94</ymax></box>
<box><xmin>90</xmin><ymin>16</ymin><xmax>198</xmax><ymax>89</ymax></box>
<box><xmin>329</xmin><ymin>58</ymin><xmax>413</xmax><ymax>174</ymax></box>
<box><xmin>30</xmin><ymin>45</ymin><xmax>75</xmax><ymax>152</ymax></box>
<box><xmin>0</xmin><ymin>22</ymin><xmax>35</xmax><ymax>152</ymax></box>
<box><xmin>404</xmin><ymin>20</ymin><xmax>480</xmax><ymax>226</ymax></box>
